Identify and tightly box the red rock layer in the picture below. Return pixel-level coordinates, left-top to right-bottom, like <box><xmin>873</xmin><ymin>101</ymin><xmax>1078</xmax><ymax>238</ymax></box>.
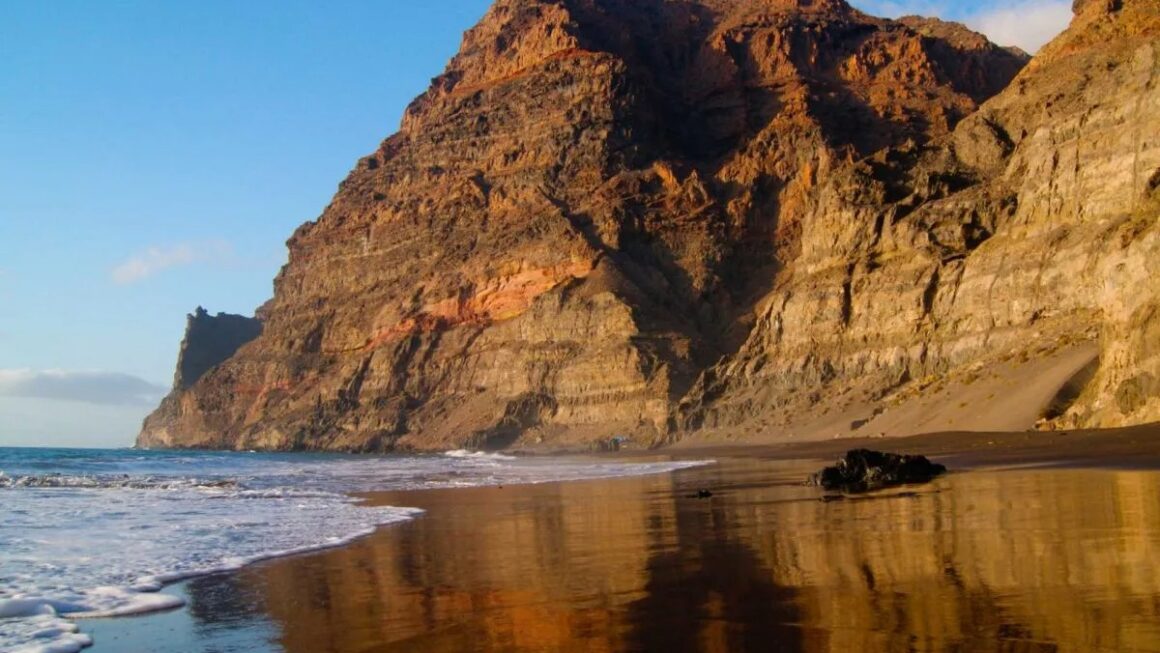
<box><xmin>141</xmin><ymin>0</ymin><xmax>1055</xmax><ymax>451</ymax></box>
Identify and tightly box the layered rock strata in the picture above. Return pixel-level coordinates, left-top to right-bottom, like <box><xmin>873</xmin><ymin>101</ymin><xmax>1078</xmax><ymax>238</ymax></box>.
<box><xmin>139</xmin><ymin>0</ymin><xmax>1158</xmax><ymax>451</ymax></box>
<box><xmin>681</xmin><ymin>0</ymin><xmax>1160</xmax><ymax>436</ymax></box>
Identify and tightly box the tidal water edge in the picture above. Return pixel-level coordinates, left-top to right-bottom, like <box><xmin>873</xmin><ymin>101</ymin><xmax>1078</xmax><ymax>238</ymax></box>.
<box><xmin>0</xmin><ymin>447</ymin><xmax>703</xmax><ymax>652</ymax></box>
<box><xmin>77</xmin><ymin>457</ymin><xmax>1160</xmax><ymax>653</ymax></box>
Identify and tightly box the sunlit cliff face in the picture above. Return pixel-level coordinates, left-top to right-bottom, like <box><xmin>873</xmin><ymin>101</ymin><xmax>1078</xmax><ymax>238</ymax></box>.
<box><xmin>197</xmin><ymin>462</ymin><xmax>1160</xmax><ymax>652</ymax></box>
<box><xmin>139</xmin><ymin>0</ymin><xmax>1043</xmax><ymax>452</ymax></box>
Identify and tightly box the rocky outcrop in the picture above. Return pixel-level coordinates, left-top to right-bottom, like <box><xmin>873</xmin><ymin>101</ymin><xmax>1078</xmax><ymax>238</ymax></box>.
<box><xmin>172</xmin><ymin>308</ymin><xmax>263</xmax><ymax>390</ymax></box>
<box><xmin>139</xmin><ymin>0</ymin><xmax>1159</xmax><ymax>451</ymax></box>
<box><xmin>808</xmin><ymin>449</ymin><xmax>947</xmax><ymax>491</ymax></box>
<box><xmin>138</xmin><ymin>308</ymin><xmax>261</xmax><ymax>449</ymax></box>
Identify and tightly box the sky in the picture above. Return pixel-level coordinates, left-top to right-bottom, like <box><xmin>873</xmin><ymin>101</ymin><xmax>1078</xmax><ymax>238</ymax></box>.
<box><xmin>0</xmin><ymin>0</ymin><xmax>1072</xmax><ymax>449</ymax></box>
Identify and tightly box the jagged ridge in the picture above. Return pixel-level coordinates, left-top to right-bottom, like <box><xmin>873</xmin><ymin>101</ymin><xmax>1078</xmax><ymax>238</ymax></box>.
<box><xmin>138</xmin><ymin>0</ymin><xmax>1158</xmax><ymax>451</ymax></box>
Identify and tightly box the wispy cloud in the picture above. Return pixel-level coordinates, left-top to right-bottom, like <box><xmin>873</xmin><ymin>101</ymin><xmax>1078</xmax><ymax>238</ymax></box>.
<box><xmin>965</xmin><ymin>1</ymin><xmax>1072</xmax><ymax>53</ymax></box>
<box><xmin>0</xmin><ymin>369</ymin><xmax>168</xmax><ymax>406</ymax></box>
<box><xmin>111</xmin><ymin>240</ymin><xmax>232</xmax><ymax>285</ymax></box>
<box><xmin>856</xmin><ymin>0</ymin><xmax>950</xmax><ymax>18</ymax></box>
<box><xmin>853</xmin><ymin>0</ymin><xmax>1072</xmax><ymax>52</ymax></box>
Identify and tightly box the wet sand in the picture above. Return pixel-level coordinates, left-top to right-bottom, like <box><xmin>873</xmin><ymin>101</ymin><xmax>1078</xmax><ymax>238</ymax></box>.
<box><xmin>672</xmin><ymin>421</ymin><xmax>1160</xmax><ymax>469</ymax></box>
<box><xmin>86</xmin><ymin>426</ymin><xmax>1160</xmax><ymax>652</ymax></box>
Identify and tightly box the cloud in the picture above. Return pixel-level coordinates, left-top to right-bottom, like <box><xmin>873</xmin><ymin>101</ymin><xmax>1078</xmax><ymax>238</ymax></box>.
<box><xmin>111</xmin><ymin>240</ymin><xmax>232</xmax><ymax>285</ymax></box>
<box><xmin>0</xmin><ymin>369</ymin><xmax>168</xmax><ymax>406</ymax></box>
<box><xmin>853</xmin><ymin>0</ymin><xmax>1073</xmax><ymax>52</ymax></box>
<box><xmin>855</xmin><ymin>0</ymin><xmax>950</xmax><ymax>18</ymax></box>
<box><xmin>965</xmin><ymin>1</ymin><xmax>1073</xmax><ymax>52</ymax></box>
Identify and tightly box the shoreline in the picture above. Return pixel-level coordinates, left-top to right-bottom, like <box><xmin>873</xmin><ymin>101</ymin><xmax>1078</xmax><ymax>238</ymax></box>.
<box><xmin>81</xmin><ymin>423</ymin><xmax>1160</xmax><ymax>652</ymax></box>
<box><xmin>665</xmin><ymin>421</ymin><xmax>1160</xmax><ymax>470</ymax></box>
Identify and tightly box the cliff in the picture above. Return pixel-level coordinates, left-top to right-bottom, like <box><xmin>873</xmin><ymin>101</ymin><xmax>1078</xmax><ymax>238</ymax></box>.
<box><xmin>681</xmin><ymin>0</ymin><xmax>1160</xmax><ymax>438</ymax></box>
<box><xmin>140</xmin><ymin>308</ymin><xmax>261</xmax><ymax>448</ymax></box>
<box><xmin>138</xmin><ymin>0</ymin><xmax>1159</xmax><ymax>451</ymax></box>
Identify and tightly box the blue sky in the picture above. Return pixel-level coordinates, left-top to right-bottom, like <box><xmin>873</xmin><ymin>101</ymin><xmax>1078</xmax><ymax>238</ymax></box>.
<box><xmin>0</xmin><ymin>0</ymin><xmax>1071</xmax><ymax>448</ymax></box>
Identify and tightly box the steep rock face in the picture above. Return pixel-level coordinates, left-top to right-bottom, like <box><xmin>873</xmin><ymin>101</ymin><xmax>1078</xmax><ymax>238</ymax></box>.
<box><xmin>683</xmin><ymin>0</ymin><xmax>1160</xmax><ymax>436</ymax></box>
<box><xmin>173</xmin><ymin>308</ymin><xmax>263</xmax><ymax>390</ymax></box>
<box><xmin>140</xmin><ymin>308</ymin><xmax>262</xmax><ymax>449</ymax></box>
<box><xmin>144</xmin><ymin>0</ymin><xmax>1150</xmax><ymax>452</ymax></box>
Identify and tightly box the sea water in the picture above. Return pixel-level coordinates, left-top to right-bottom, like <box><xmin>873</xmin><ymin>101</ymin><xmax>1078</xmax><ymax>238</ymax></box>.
<box><xmin>0</xmin><ymin>446</ymin><xmax>707</xmax><ymax>653</ymax></box>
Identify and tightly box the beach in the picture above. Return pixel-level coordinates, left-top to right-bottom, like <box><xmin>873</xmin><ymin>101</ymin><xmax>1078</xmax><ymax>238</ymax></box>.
<box><xmin>7</xmin><ymin>0</ymin><xmax>1160</xmax><ymax>651</ymax></box>
<box><xmin>83</xmin><ymin>426</ymin><xmax>1160</xmax><ymax>652</ymax></box>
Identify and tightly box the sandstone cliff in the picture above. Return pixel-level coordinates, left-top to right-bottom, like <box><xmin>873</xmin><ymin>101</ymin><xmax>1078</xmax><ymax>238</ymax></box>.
<box><xmin>139</xmin><ymin>0</ymin><xmax>1158</xmax><ymax>451</ymax></box>
<box><xmin>681</xmin><ymin>0</ymin><xmax>1160</xmax><ymax>438</ymax></box>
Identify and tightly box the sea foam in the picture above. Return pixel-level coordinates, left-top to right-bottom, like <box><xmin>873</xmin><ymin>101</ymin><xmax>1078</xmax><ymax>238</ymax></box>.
<box><xmin>0</xmin><ymin>448</ymin><xmax>709</xmax><ymax>652</ymax></box>
<box><xmin>442</xmin><ymin>449</ymin><xmax>518</xmax><ymax>460</ymax></box>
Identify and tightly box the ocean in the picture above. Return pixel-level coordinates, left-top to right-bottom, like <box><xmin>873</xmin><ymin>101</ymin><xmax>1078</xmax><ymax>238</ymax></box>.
<box><xmin>0</xmin><ymin>446</ymin><xmax>707</xmax><ymax>653</ymax></box>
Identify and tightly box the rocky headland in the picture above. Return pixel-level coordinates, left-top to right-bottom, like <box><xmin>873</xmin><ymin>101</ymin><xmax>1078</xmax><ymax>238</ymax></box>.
<box><xmin>138</xmin><ymin>0</ymin><xmax>1160</xmax><ymax>452</ymax></box>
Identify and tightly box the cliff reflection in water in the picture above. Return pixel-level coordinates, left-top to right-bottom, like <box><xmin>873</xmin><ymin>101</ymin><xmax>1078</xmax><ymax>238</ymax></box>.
<box><xmin>212</xmin><ymin>462</ymin><xmax>1160</xmax><ymax>652</ymax></box>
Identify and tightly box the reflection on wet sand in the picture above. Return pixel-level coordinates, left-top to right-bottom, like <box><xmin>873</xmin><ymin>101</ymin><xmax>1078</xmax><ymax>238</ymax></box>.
<box><xmin>199</xmin><ymin>460</ymin><xmax>1160</xmax><ymax>652</ymax></box>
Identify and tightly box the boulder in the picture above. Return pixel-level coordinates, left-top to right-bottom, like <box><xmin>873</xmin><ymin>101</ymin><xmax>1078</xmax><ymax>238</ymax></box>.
<box><xmin>809</xmin><ymin>449</ymin><xmax>947</xmax><ymax>492</ymax></box>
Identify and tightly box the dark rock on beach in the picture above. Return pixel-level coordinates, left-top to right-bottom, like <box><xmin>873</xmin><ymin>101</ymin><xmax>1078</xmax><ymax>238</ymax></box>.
<box><xmin>809</xmin><ymin>449</ymin><xmax>947</xmax><ymax>492</ymax></box>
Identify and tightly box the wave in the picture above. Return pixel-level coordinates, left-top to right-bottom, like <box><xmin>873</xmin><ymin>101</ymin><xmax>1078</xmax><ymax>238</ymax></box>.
<box><xmin>0</xmin><ymin>450</ymin><xmax>712</xmax><ymax>653</ymax></box>
<box><xmin>0</xmin><ymin>472</ymin><xmax>239</xmax><ymax>491</ymax></box>
<box><xmin>442</xmin><ymin>449</ymin><xmax>518</xmax><ymax>460</ymax></box>
<box><xmin>0</xmin><ymin>481</ymin><xmax>422</xmax><ymax>653</ymax></box>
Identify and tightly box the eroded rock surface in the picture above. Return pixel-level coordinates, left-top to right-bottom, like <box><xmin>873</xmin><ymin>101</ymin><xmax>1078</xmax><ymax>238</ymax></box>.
<box><xmin>139</xmin><ymin>0</ymin><xmax>1160</xmax><ymax>451</ymax></box>
<box><xmin>680</xmin><ymin>0</ymin><xmax>1160</xmax><ymax>438</ymax></box>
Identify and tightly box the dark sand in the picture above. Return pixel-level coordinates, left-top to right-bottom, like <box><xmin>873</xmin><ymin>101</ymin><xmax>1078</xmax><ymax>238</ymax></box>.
<box><xmin>86</xmin><ymin>426</ymin><xmax>1160</xmax><ymax>652</ymax></box>
<box><xmin>671</xmin><ymin>421</ymin><xmax>1160</xmax><ymax>469</ymax></box>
